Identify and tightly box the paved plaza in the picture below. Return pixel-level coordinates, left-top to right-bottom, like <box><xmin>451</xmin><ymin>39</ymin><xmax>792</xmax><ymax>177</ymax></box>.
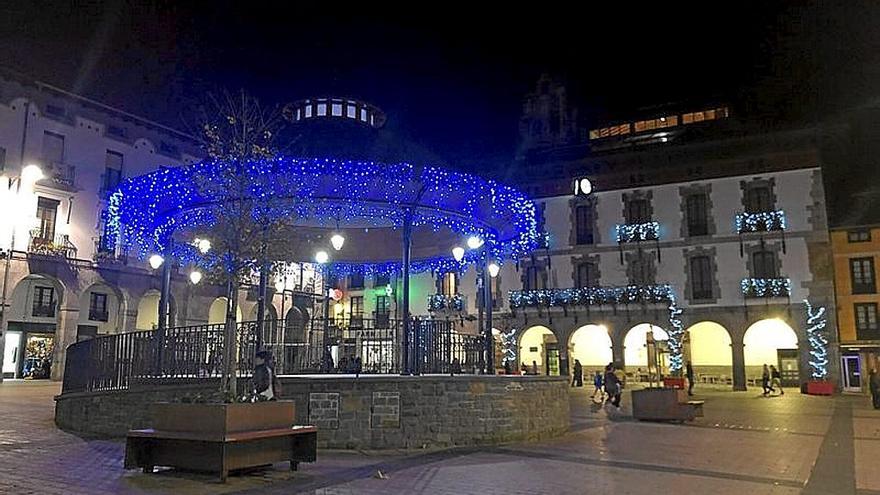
<box><xmin>0</xmin><ymin>380</ymin><xmax>878</xmax><ymax>494</ymax></box>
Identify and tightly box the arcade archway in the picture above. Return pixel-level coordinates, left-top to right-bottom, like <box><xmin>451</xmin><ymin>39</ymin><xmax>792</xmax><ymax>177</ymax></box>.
<box><xmin>518</xmin><ymin>325</ymin><xmax>559</xmax><ymax>376</ymax></box>
<box><xmin>623</xmin><ymin>323</ymin><xmax>668</xmax><ymax>377</ymax></box>
<box><xmin>743</xmin><ymin>318</ymin><xmax>799</xmax><ymax>386</ymax></box>
<box><xmin>685</xmin><ymin>321</ymin><xmax>733</xmax><ymax>385</ymax></box>
<box><xmin>568</xmin><ymin>324</ymin><xmax>613</xmax><ymax>373</ymax></box>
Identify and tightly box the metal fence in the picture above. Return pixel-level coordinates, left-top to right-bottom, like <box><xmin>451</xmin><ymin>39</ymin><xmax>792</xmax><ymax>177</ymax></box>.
<box><xmin>61</xmin><ymin>317</ymin><xmax>485</xmax><ymax>394</ymax></box>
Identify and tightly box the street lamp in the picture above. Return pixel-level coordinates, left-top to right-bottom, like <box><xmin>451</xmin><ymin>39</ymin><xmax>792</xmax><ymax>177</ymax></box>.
<box><xmin>330</xmin><ymin>233</ymin><xmax>345</xmax><ymax>251</ymax></box>
<box><xmin>451</xmin><ymin>246</ymin><xmax>465</xmax><ymax>262</ymax></box>
<box><xmin>149</xmin><ymin>254</ymin><xmax>164</xmax><ymax>269</ymax></box>
<box><xmin>466</xmin><ymin>235</ymin><xmax>484</xmax><ymax>249</ymax></box>
<box><xmin>315</xmin><ymin>250</ymin><xmax>329</xmax><ymax>264</ymax></box>
<box><xmin>195</xmin><ymin>238</ymin><xmax>211</xmax><ymax>254</ymax></box>
<box><xmin>488</xmin><ymin>262</ymin><xmax>500</xmax><ymax>278</ymax></box>
<box><xmin>189</xmin><ymin>270</ymin><xmax>203</xmax><ymax>285</ymax></box>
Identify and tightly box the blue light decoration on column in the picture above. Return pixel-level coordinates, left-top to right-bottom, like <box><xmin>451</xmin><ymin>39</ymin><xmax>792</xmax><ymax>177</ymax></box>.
<box><xmin>804</xmin><ymin>299</ymin><xmax>829</xmax><ymax>380</ymax></box>
<box><xmin>104</xmin><ymin>157</ymin><xmax>539</xmax><ymax>276</ymax></box>
<box><xmin>508</xmin><ymin>284</ymin><xmax>685</xmax><ymax>374</ymax></box>
<box><xmin>501</xmin><ymin>328</ymin><xmax>518</xmax><ymax>367</ymax></box>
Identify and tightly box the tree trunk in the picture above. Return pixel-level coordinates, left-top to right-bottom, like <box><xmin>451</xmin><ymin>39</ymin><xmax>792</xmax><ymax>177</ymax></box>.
<box><xmin>224</xmin><ymin>278</ymin><xmax>239</xmax><ymax>399</ymax></box>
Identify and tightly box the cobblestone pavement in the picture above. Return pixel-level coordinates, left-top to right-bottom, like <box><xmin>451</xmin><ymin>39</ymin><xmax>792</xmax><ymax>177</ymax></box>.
<box><xmin>1</xmin><ymin>380</ymin><xmax>878</xmax><ymax>494</ymax></box>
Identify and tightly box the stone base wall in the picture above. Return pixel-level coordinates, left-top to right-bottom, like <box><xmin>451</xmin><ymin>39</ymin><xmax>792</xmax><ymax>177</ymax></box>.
<box><xmin>54</xmin><ymin>375</ymin><xmax>569</xmax><ymax>449</ymax></box>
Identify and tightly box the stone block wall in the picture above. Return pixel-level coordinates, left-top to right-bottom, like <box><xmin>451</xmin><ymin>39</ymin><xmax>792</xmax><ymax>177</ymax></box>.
<box><xmin>54</xmin><ymin>375</ymin><xmax>570</xmax><ymax>449</ymax></box>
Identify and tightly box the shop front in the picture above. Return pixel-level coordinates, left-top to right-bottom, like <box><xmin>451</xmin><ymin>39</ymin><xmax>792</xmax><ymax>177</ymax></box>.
<box><xmin>3</xmin><ymin>322</ymin><xmax>56</xmax><ymax>379</ymax></box>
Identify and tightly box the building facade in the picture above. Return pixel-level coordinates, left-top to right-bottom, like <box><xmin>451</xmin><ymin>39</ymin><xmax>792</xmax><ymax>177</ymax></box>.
<box><xmin>831</xmin><ymin>226</ymin><xmax>880</xmax><ymax>392</ymax></box>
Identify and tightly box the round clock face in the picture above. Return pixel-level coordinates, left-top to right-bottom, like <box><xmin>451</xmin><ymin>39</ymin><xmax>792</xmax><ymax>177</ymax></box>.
<box><xmin>575</xmin><ymin>177</ymin><xmax>592</xmax><ymax>196</ymax></box>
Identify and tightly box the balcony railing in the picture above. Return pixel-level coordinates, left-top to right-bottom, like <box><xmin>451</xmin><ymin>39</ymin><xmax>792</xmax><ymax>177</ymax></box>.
<box><xmin>32</xmin><ymin>303</ymin><xmax>56</xmax><ymax>318</ymax></box>
<box><xmin>615</xmin><ymin>221</ymin><xmax>660</xmax><ymax>243</ymax></box>
<box><xmin>509</xmin><ymin>284</ymin><xmax>675</xmax><ymax>309</ymax></box>
<box><xmin>28</xmin><ymin>230</ymin><xmax>77</xmax><ymax>259</ymax></box>
<box><xmin>740</xmin><ymin>278</ymin><xmax>791</xmax><ymax>298</ymax></box>
<box><xmin>427</xmin><ymin>293</ymin><xmax>465</xmax><ymax>312</ymax></box>
<box><xmin>735</xmin><ymin>210</ymin><xmax>786</xmax><ymax>234</ymax></box>
<box><xmin>39</xmin><ymin>161</ymin><xmax>77</xmax><ymax>190</ymax></box>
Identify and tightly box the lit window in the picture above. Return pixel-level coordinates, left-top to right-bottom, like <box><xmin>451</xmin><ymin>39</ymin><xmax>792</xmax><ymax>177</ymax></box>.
<box><xmin>317</xmin><ymin>104</ymin><xmax>327</xmax><ymax>116</ymax></box>
<box><xmin>346</xmin><ymin>105</ymin><xmax>356</xmax><ymax>118</ymax></box>
<box><xmin>360</xmin><ymin>108</ymin><xmax>368</xmax><ymax>122</ymax></box>
<box><xmin>305</xmin><ymin>106</ymin><xmax>313</xmax><ymax>118</ymax></box>
<box><xmin>331</xmin><ymin>103</ymin><xmax>343</xmax><ymax>116</ymax></box>
<box><xmin>295</xmin><ymin>108</ymin><xmax>301</xmax><ymax>120</ymax></box>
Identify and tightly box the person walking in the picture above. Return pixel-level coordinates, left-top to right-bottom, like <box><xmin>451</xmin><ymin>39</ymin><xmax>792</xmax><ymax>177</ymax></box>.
<box><xmin>761</xmin><ymin>364</ymin><xmax>773</xmax><ymax>396</ymax></box>
<box><xmin>571</xmin><ymin>359</ymin><xmax>584</xmax><ymax>387</ymax></box>
<box><xmin>770</xmin><ymin>365</ymin><xmax>784</xmax><ymax>395</ymax></box>
<box><xmin>253</xmin><ymin>350</ymin><xmax>281</xmax><ymax>401</ymax></box>
<box><xmin>604</xmin><ymin>364</ymin><xmax>621</xmax><ymax>408</ymax></box>
<box><xmin>686</xmin><ymin>361</ymin><xmax>695</xmax><ymax>396</ymax></box>
<box><xmin>592</xmin><ymin>371</ymin><xmax>604</xmax><ymax>401</ymax></box>
<box><xmin>531</xmin><ymin>360</ymin><xmax>539</xmax><ymax>376</ymax></box>
<box><xmin>869</xmin><ymin>368</ymin><xmax>880</xmax><ymax>409</ymax></box>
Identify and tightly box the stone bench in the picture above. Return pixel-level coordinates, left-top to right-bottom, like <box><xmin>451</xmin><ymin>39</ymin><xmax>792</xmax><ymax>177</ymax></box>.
<box><xmin>631</xmin><ymin>388</ymin><xmax>705</xmax><ymax>422</ymax></box>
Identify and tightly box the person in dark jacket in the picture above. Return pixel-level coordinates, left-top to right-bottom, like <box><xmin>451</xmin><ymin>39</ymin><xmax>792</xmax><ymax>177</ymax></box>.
<box><xmin>761</xmin><ymin>364</ymin><xmax>773</xmax><ymax>396</ymax></box>
<box><xmin>686</xmin><ymin>361</ymin><xmax>695</xmax><ymax>396</ymax></box>
<box><xmin>253</xmin><ymin>350</ymin><xmax>281</xmax><ymax>401</ymax></box>
<box><xmin>770</xmin><ymin>365</ymin><xmax>784</xmax><ymax>395</ymax></box>
<box><xmin>592</xmin><ymin>371</ymin><xmax>604</xmax><ymax>401</ymax></box>
<box><xmin>604</xmin><ymin>364</ymin><xmax>621</xmax><ymax>408</ymax></box>
<box><xmin>869</xmin><ymin>368</ymin><xmax>880</xmax><ymax>409</ymax></box>
<box><xmin>571</xmin><ymin>359</ymin><xmax>584</xmax><ymax>387</ymax></box>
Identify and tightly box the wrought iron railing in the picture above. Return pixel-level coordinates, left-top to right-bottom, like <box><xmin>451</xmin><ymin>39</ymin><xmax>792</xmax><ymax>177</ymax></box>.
<box><xmin>61</xmin><ymin>316</ymin><xmax>484</xmax><ymax>394</ymax></box>
<box><xmin>735</xmin><ymin>210</ymin><xmax>786</xmax><ymax>234</ymax></box>
<box><xmin>28</xmin><ymin>230</ymin><xmax>77</xmax><ymax>259</ymax></box>
<box><xmin>615</xmin><ymin>221</ymin><xmax>660</xmax><ymax>243</ymax></box>
<box><xmin>509</xmin><ymin>284</ymin><xmax>676</xmax><ymax>309</ymax></box>
<box><xmin>427</xmin><ymin>293</ymin><xmax>465</xmax><ymax>312</ymax></box>
<box><xmin>740</xmin><ymin>278</ymin><xmax>791</xmax><ymax>298</ymax></box>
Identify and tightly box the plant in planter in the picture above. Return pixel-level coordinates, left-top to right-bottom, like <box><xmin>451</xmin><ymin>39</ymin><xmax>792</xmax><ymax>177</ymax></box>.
<box><xmin>804</xmin><ymin>299</ymin><xmax>833</xmax><ymax>395</ymax></box>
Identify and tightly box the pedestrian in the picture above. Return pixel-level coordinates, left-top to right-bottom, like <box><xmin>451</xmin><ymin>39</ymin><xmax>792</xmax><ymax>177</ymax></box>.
<box><xmin>761</xmin><ymin>364</ymin><xmax>773</xmax><ymax>396</ymax></box>
<box><xmin>253</xmin><ymin>350</ymin><xmax>281</xmax><ymax>401</ymax></box>
<box><xmin>592</xmin><ymin>371</ymin><xmax>604</xmax><ymax>401</ymax></box>
<box><xmin>686</xmin><ymin>361</ymin><xmax>695</xmax><ymax>396</ymax></box>
<box><xmin>571</xmin><ymin>359</ymin><xmax>584</xmax><ymax>387</ymax></box>
<box><xmin>521</xmin><ymin>362</ymin><xmax>528</xmax><ymax>375</ymax></box>
<box><xmin>353</xmin><ymin>356</ymin><xmax>363</xmax><ymax>377</ymax></box>
<box><xmin>770</xmin><ymin>365</ymin><xmax>783</xmax><ymax>395</ymax></box>
<box><xmin>870</xmin><ymin>369</ymin><xmax>880</xmax><ymax>409</ymax></box>
<box><xmin>604</xmin><ymin>364</ymin><xmax>622</xmax><ymax>408</ymax></box>
<box><xmin>531</xmin><ymin>360</ymin><xmax>539</xmax><ymax>376</ymax></box>
<box><xmin>451</xmin><ymin>357</ymin><xmax>462</xmax><ymax>375</ymax></box>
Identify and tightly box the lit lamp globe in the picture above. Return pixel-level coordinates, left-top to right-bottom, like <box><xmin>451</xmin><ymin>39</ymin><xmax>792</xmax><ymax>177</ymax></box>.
<box><xmin>452</xmin><ymin>246</ymin><xmax>465</xmax><ymax>262</ymax></box>
<box><xmin>466</xmin><ymin>236</ymin><xmax>484</xmax><ymax>249</ymax></box>
<box><xmin>21</xmin><ymin>164</ymin><xmax>44</xmax><ymax>183</ymax></box>
<box><xmin>189</xmin><ymin>270</ymin><xmax>203</xmax><ymax>285</ymax></box>
<box><xmin>488</xmin><ymin>262</ymin><xmax>500</xmax><ymax>278</ymax></box>
<box><xmin>315</xmin><ymin>250</ymin><xmax>329</xmax><ymax>264</ymax></box>
<box><xmin>274</xmin><ymin>280</ymin><xmax>285</xmax><ymax>293</ymax></box>
<box><xmin>330</xmin><ymin>233</ymin><xmax>345</xmax><ymax>251</ymax></box>
<box><xmin>148</xmin><ymin>254</ymin><xmax>164</xmax><ymax>269</ymax></box>
<box><xmin>196</xmin><ymin>238</ymin><xmax>211</xmax><ymax>254</ymax></box>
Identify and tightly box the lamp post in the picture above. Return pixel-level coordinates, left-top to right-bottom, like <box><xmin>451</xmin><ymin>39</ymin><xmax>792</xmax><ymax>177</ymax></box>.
<box><xmin>316</xmin><ymin>250</ymin><xmax>333</xmax><ymax>372</ymax></box>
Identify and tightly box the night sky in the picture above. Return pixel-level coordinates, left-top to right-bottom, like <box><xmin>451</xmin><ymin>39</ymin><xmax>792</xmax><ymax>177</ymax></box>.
<box><xmin>1</xmin><ymin>2</ymin><xmax>878</xmax><ymax>170</ymax></box>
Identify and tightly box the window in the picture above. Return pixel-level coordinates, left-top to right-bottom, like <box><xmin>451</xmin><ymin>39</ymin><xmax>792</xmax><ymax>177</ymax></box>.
<box><xmin>348</xmin><ymin>273</ymin><xmax>365</xmax><ymax>289</ymax></box>
<box><xmin>0</xmin><ymin>146</ymin><xmax>5</xmax><ymax>171</ymax></box>
<box><xmin>88</xmin><ymin>292</ymin><xmax>109</xmax><ymax>322</ymax></box>
<box><xmin>626</xmin><ymin>198</ymin><xmax>651</xmax><ymax>224</ymax></box>
<box><xmin>103</xmin><ymin>150</ymin><xmax>123</xmax><ymax>192</ymax></box>
<box><xmin>689</xmin><ymin>256</ymin><xmax>713</xmax><ymax>300</ymax></box>
<box><xmin>575</xmin><ymin>205</ymin><xmax>594</xmax><ymax>244</ymax></box>
<box><xmin>589</xmin><ymin>123</ymin><xmax>631</xmax><ymax>140</ymax></box>
<box><xmin>685</xmin><ymin>193</ymin><xmax>709</xmax><ymax>236</ymax></box>
<box><xmin>36</xmin><ymin>197</ymin><xmax>59</xmax><ymax>240</ymax></box>
<box><xmin>576</xmin><ymin>262</ymin><xmax>598</xmax><ymax>287</ymax></box>
<box><xmin>331</xmin><ymin>103</ymin><xmax>343</xmax><ymax>116</ymax></box>
<box><xmin>633</xmin><ymin>115</ymin><xmax>678</xmax><ymax>133</ymax></box>
<box><xmin>751</xmin><ymin>250</ymin><xmax>777</xmax><ymax>279</ymax></box>
<box><xmin>32</xmin><ymin>286</ymin><xmax>55</xmax><ymax>317</ymax></box>
<box><xmin>375</xmin><ymin>295</ymin><xmax>390</xmax><ymax>326</ymax></box>
<box><xmin>374</xmin><ymin>273</ymin><xmax>390</xmax><ymax>287</ymax></box>
<box><xmin>855</xmin><ymin>303</ymin><xmax>880</xmax><ymax>340</ymax></box>
<box><xmin>439</xmin><ymin>272</ymin><xmax>458</xmax><ymax>296</ymax></box>
<box><xmin>349</xmin><ymin>296</ymin><xmax>364</xmax><ymax>327</ymax></box>
<box><xmin>42</xmin><ymin>131</ymin><xmax>65</xmax><ymax>164</ymax></box>
<box><xmin>850</xmin><ymin>257</ymin><xmax>876</xmax><ymax>294</ymax></box>
<box><xmin>523</xmin><ymin>266</ymin><xmax>546</xmax><ymax>291</ymax></box>
<box><xmin>745</xmin><ymin>185</ymin><xmax>773</xmax><ymax>213</ymax></box>
<box><xmin>848</xmin><ymin>230</ymin><xmax>871</xmax><ymax>243</ymax></box>
<box><xmin>681</xmin><ymin>107</ymin><xmax>729</xmax><ymax>125</ymax></box>
<box><xmin>629</xmin><ymin>257</ymin><xmax>654</xmax><ymax>285</ymax></box>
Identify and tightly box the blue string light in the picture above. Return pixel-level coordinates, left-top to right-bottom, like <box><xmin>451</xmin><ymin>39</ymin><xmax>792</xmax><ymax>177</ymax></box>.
<box><xmin>106</xmin><ymin>157</ymin><xmax>539</xmax><ymax>275</ymax></box>
<box><xmin>615</xmin><ymin>222</ymin><xmax>660</xmax><ymax>243</ymax></box>
<box><xmin>427</xmin><ymin>294</ymin><xmax>465</xmax><ymax>312</ymax></box>
<box><xmin>735</xmin><ymin>210</ymin><xmax>786</xmax><ymax>233</ymax></box>
<box><xmin>740</xmin><ymin>278</ymin><xmax>791</xmax><ymax>297</ymax></box>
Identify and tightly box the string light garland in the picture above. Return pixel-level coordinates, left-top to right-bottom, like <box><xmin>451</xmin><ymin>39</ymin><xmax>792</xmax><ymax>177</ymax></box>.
<box><xmin>804</xmin><ymin>299</ymin><xmax>829</xmax><ymax>380</ymax></box>
<box><xmin>105</xmin><ymin>157</ymin><xmax>539</xmax><ymax>275</ymax></box>
<box><xmin>615</xmin><ymin>222</ymin><xmax>660</xmax><ymax>243</ymax></box>
<box><xmin>501</xmin><ymin>329</ymin><xmax>518</xmax><ymax>366</ymax></box>
<box><xmin>735</xmin><ymin>210</ymin><xmax>786</xmax><ymax>233</ymax></box>
<box><xmin>427</xmin><ymin>294</ymin><xmax>465</xmax><ymax>312</ymax></box>
<box><xmin>740</xmin><ymin>278</ymin><xmax>791</xmax><ymax>298</ymax></box>
<box><xmin>509</xmin><ymin>284</ymin><xmax>685</xmax><ymax>373</ymax></box>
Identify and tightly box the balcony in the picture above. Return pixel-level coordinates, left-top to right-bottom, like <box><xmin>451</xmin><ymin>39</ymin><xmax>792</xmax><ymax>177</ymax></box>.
<box><xmin>615</xmin><ymin>222</ymin><xmax>660</xmax><ymax>243</ymax></box>
<box><xmin>735</xmin><ymin>210</ymin><xmax>786</xmax><ymax>234</ymax></box>
<box><xmin>32</xmin><ymin>303</ymin><xmax>56</xmax><ymax>318</ymax></box>
<box><xmin>88</xmin><ymin>309</ymin><xmax>109</xmax><ymax>322</ymax></box>
<box><xmin>427</xmin><ymin>294</ymin><xmax>465</xmax><ymax>313</ymax></box>
<box><xmin>509</xmin><ymin>284</ymin><xmax>674</xmax><ymax>309</ymax></box>
<box><xmin>39</xmin><ymin>161</ymin><xmax>77</xmax><ymax>191</ymax></box>
<box><xmin>740</xmin><ymin>278</ymin><xmax>791</xmax><ymax>298</ymax></box>
<box><xmin>28</xmin><ymin>230</ymin><xmax>77</xmax><ymax>259</ymax></box>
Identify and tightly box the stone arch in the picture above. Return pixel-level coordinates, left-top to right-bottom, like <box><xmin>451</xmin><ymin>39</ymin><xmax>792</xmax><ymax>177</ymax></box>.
<box><xmin>685</xmin><ymin>321</ymin><xmax>733</xmax><ymax>385</ymax></box>
<box><xmin>5</xmin><ymin>274</ymin><xmax>66</xmax><ymax>379</ymax></box>
<box><xmin>518</xmin><ymin>325</ymin><xmax>560</xmax><ymax>376</ymax></box>
<box><xmin>743</xmin><ymin>318</ymin><xmax>799</xmax><ymax>385</ymax></box>
<box><xmin>134</xmin><ymin>289</ymin><xmax>177</xmax><ymax>330</ymax></box>
<box><xmin>77</xmin><ymin>282</ymin><xmax>126</xmax><ymax>335</ymax></box>
<box><xmin>208</xmin><ymin>297</ymin><xmax>242</xmax><ymax>325</ymax></box>
<box><xmin>623</xmin><ymin>323</ymin><xmax>668</xmax><ymax>372</ymax></box>
<box><xmin>568</xmin><ymin>324</ymin><xmax>613</xmax><ymax>371</ymax></box>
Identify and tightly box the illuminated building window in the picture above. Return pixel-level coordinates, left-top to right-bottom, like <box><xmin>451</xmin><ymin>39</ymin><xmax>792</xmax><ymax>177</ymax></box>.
<box><xmin>848</xmin><ymin>230</ymin><xmax>871</xmax><ymax>243</ymax></box>
<box><xmin>305</xmin><ymin>105</ymin><xmax>313</xmax><ymax>118</ymax></box>
<box><xmin>589</xmin><ymin>123</ymin><xmax>631</xmax><ymax>140</ymax></box>
<box><xmin>855</xmin><ymin>303</ymin><xmax>879</xmax><ymax>340</ymax></box>
<box><xmin>331</xmin><ymin>103</ymin><xmax>343</xmax><ymax>116</ymax></box>
<box><xmin>633</xmin><ymin>115</ymin><xmax>678</xmax><ymax>133</ymax></box>
<box><xmin>360</xmin><ymin>108</ymin><xmax>368</xmax><ymax>122</ymax></box>
<box><xmin>682</xmin><ymin>107</ymin><xmax>729</xmax><ymax>124</ymax></box>
<box><xmin>317</xmin><ymin>103</ymin><xmax>327</xmax><ymax>116</ymax></box>
<box><xmin>850</xmin><ymin>257</ymin><xmax>876</xmax><ymax>294</ymax></box>
<box><xmin>346</xmin><ymin>105</ymin><xmax>356</xmax><ymax>119</ymax></box>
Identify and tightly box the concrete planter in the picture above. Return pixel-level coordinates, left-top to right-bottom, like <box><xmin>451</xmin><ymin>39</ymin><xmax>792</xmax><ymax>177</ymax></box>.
<box><xmin>631</xmin><ymin>387</ymin><xmax>701</xmax><ymax>422</ymax></box>
<box><xmin>662</xmin><ymin>377</ymin><xmax>686</xmax><ymax>389</ymax></box>
<box><xmin>153</xmin><ymin>401</ymin><xmax>295</xmax><ymax>436</ymax></box>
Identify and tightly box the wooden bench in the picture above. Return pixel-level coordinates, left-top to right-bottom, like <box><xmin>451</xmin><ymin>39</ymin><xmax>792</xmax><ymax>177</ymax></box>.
<box><xmin>125</xmin><ymin>424</ymin><xmax>317</xmax><ymax>482</ymax></box>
